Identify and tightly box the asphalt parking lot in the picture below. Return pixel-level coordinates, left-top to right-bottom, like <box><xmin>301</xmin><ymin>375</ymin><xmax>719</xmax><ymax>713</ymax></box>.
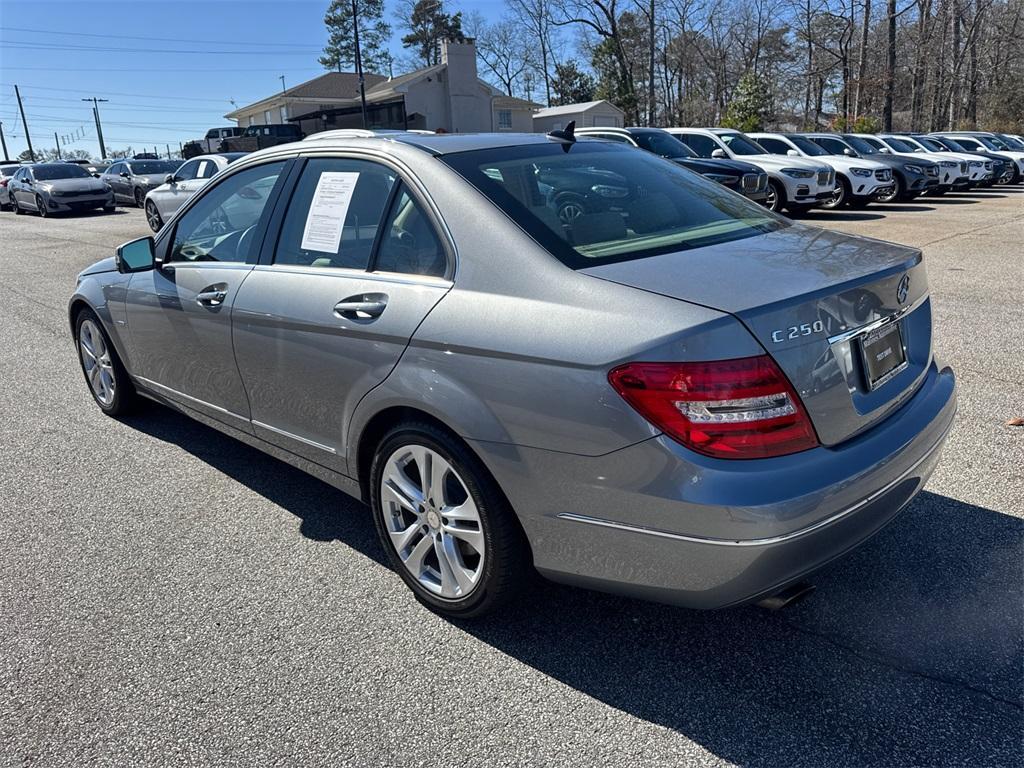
<box><xmin>1</xmin><ymin>191</ymin><xmax>1021</xmax><ymax>767</ymax></box>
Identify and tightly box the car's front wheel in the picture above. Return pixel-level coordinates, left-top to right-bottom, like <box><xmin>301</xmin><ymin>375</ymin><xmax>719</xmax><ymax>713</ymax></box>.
<box><xmin>764</xmin><ymin>179</ymin><xmax>786</xmax><ymax>213</ymax></box>
<box><xmin>35</xmin><ymin>194</ymin><xmax>48</xmax><ymax>217</ymax></box>
<box><xmin>875</xmin><ymin>176</ymin><xmax>901</xmax><ymax>204</ymax></box>
<box><xmin>75</xmin><ymin>309</ymin><xmax>137</xmax><ymax>416</ymax></box>
<box><xmin>145</xmin><ymin>200</ymin><xmax>163</xmax><ymax>231</ymax></box>
<box><xmin>821</xmin><ymin>176</ymin><xmax>848</xmax><ymax>210</ymax></box>
<box><xmin>370</xmin><ymin>422</ymin><xmax>529</xmax><ymax>619</ymax></box>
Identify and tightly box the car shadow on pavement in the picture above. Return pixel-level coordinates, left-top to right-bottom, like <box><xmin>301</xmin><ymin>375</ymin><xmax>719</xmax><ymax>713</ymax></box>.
<box><xmin>802</xmin><ymin>211</ymin><xmax>887</xmax><ymax>222</ymax></box>
<box><xmin>122</xmin><ymin>405</ymin><xmax>1023</xmax><ymax>767</ymax></box>
<box><xmin>858</xmin><ymin>203</ymin><xmax>936</xmax><ymax>213</ymax></box>
<box><xmin>120</xmin><ymin>404</ymin><xmax>387</xmax><ymax>566</ymax></box>
<box><xmin>461</xmin><ymin>491</ymin><xmax>1023</xmax><ymax>768</ymax></box>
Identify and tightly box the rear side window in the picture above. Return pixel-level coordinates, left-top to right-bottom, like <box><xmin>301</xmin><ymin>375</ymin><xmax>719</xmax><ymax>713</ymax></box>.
<box><xmin>814</xmin><ymin>137</ymin><xmax>850</xmax><ymax>155</ymax></box>
<box><xmin>441</xmin><ymin>142</ymin><xmax>785</xmax><ymax>269</ymax></box>
<box><xmin>373</xmin><ymin>186</ymin><xmax>447</xmax><ymax>278</ymax></box>
<box><xmin>273</xmin><ymin>158</ymin><xmax>396</xmax><ymax>270</ymax></box>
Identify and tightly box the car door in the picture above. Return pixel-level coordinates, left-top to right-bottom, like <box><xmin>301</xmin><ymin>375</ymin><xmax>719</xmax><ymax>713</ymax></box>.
<box><xmin>123</xmin><ymin>159</ymin><xmax>290</xmax><ymax>430</ymax></box>
<box><xmin>231</xmin><ymin>156</ymin><xmax>452</xmax><ymax>473</ymax></box>
<box><xmin>10</xmin><ymin>168</ymin><xmax>27</xmax><ymax>206</ymax></box>
<box><xmin>157</xmin><ymin>158</ymin><xmax>200</xmax><ymax>217</ymax></box>
<box><xmin>674</xmin><ymin>132</ymin><xmax>720</xmax><ymax>159</ymax></box>
<box><xmin>106</xmin><ymin>163</ymin><xmax>127</xmax><ymax>201</ymax></box>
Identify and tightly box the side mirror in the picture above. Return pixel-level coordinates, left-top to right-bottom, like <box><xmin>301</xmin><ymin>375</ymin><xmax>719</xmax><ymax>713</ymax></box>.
<box><xmin>164</xmin><ymin>174</ymin><xmax>176</xmax><ymax>184</ymax></box>
<box><xmin>786</xmin><ymin>149</ymin><xmax>800</xmax><ymax>156</ymax></box>
<box><xmin>92</xmin><ymin>172</ymin><xmax>101</xmax><ymax>178</ymax></box>
<box><xmin>843</xmin><ymin>148</ymin><xmax>855</xmax><ymax>156</ymax></box>
<box><xmin>710</xmin><ymin>148</ymin><xmax>727</xmax><ymax>159</ymax></box>
<box><xmin>879</xmin><ymin>148</ymin><xmax>891</xmax><ymax>154</ymax></box>
<box><xmin>120</xmin><ymin>171</ymin><xmax>130</xmax><ymax>178</ymax></box>
<box><xmin>116</xmin><ymin>236</ymin><xmax>156</xmax><ymax>273</ymax></box>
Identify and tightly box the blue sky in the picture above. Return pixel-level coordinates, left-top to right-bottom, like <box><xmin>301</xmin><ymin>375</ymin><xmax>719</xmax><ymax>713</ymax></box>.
<box><xmin>0</xmin><ymin>0</ymin><xmax>508</xmax><ymax>160</ymax></box>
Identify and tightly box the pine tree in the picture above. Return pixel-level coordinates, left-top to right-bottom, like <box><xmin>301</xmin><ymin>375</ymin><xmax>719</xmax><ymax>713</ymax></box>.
<box><xmin>721</xmin><ymin>73</ymin><xmax>772</xmax><ymax>132</ymax></box>
<box><xmin>319</xmin><ymin>0</ymin><xmax>392</xmax><ymax>74</ymax></box>
<box><xmin>401</xmin><ymin>0</ymin><xmax>465</xmax><ymax>67</ymax></box>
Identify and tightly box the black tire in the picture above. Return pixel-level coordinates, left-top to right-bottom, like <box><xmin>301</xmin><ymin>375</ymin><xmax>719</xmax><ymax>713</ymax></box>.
<box><xmin>847</xmin><ymin>196</ymin><xmax>871</xmax><ymax>208</ymax></box>
<box><xmin>74</xmin><ymin>308</ymin><xmax>138</xmax><ymax>417</ymax></box>
<box><xmin>134</xmin><ymin>187</ymin><xmax>145</xmax><ymax>208</ymax></box>
<box><xmin>370</xmin><ymin>421</ymin><xmax>530</xmax><ymax>619</ymax></box>
<box><xmin>765</xmin><ymin>179</ymin><xmax>786</xmax><ymax>213</ymax></box>
<box><xmin>820</xmin><ymin>175</ymin><xmax>849</xmax><ymax>210</ymax></box>
<box><xmin>36</xmin><ymin>194</ymin><xmax>48</xmax><ymax>217</ymax></box>
<box><xmin>928</xmin><ymin>186</ymin><xmax>948</xmax><ymax>196</ymax></box>
<box><xmin>876</xmin><ymin>176</ymin><xmax>901</xmax><ymax>204</ymax></box>
<box><xmin>145</xmin><ymin>199</ymin><xmax>163</xmax><ymax>232</ymax></box>
<box><xmin>104</xmin><ymin>205</ymin><xmax>115</xmax><ymax>213</ymax></box>
<box><xmin>14</xmin><ymin>197</ymin><xmax>24</xmax><ymax>214</ymax></box>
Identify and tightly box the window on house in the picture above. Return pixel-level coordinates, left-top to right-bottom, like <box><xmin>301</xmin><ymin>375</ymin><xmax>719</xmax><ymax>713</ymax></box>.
<box><xmin>497</xmin><ymin>110</ymin><xmax>513</xmax><ymax>130</ymax></box>
<box><xmin>264</xmin><ymin>109</ymin><xmax>272</xmax><ymax>124</ymax></box>
<box><xmin>280</xmin><ymin>105</ymin><xmax>288</xmax><ymax>123</ymax></box>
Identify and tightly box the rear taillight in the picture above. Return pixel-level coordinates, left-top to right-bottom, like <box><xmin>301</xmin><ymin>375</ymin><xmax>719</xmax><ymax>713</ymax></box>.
<box><xmin>608</xmin><ymin>355</ymin><xmax>819</xmax><ymax>459</ymax></box>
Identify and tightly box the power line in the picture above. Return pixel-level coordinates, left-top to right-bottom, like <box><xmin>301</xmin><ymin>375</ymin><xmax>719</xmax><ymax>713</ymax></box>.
<box><xmin>0</xmin><ymin>25</ymin><xmax>328</xmax><ymax>48</ymax></box>
<box><xmin>3</xmin><ymin>66</ymin><xmax>324</xmax><ymax>73</ymax></box>
<box><xmin>0</xmin><ymin>40</ymin><xmax>318</xmax><ymax>55</ymax></box>
<box><xmin>0</xmin><ymin>83</ymin><xmax>261</xmax><ymax>103</ymax></box>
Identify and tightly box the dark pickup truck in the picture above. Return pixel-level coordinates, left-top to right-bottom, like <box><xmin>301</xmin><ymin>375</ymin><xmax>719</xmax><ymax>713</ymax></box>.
<box><xmin>217</xmin><ymin>124</ymin><xmax>303</xmax><ymax>153</ymax></box>
<box><xmin>182</xmin><ymin>127</ymin><xmax>245</xmax><ymax>159</ymax></box>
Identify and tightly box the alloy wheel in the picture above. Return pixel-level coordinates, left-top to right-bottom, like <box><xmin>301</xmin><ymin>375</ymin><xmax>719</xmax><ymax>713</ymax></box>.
<box><xmin>765</xmin><ymin>181</ymin><xmax>782</xmax><ymax>212</ymax></box>
<box><xmin>823</xmin><ymin>182</ymin><xmax>845</xmax><ymax>209</ymax></box>
<box><xmin>145</xmin><ymin>200</ymin><xmax>163</xmax><ymax>232</ymax></box>
<box><xmin>78</xmin><ymin>319</ymin><xmax>116</xmax><ymax>406</ymax></box>
<box><xmin>379</xmin><ymin>444</ymin><xmax>485</xmax><ymax>600</ymax></box>
<box><xmin>36</xmin><ymin>195</ymin><xmax>47</xmax><ymax>217</ymax></box>
<box><xmin>875</xmin><ymin>177</ymin><xmax>900</xmax><ymax>204</ymax></box>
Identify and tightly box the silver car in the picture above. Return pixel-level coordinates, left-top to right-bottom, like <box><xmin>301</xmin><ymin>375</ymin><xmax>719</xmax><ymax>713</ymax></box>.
<box><xmin>68</xmin><ymin>133</ymin><xmax>956</xmax><ymax>618</ymax></box>
<box><xmin>100</xmin><ymin>159</ymin><xmax>182</xmax><ymax>208</ymax></box>
<box><xmin>9</xmin><ymin>163</ymin><xmax>114</xmax><ymax>216</ymax></box>
<box><xmin>0</xmin><ymin>164</ymin><xmax>21</xmax><ymax>210</ymax></box>
<box><xmin>143</xmin><ymin>152</ymin><xmax>246</xmax><ymax>232</ymax></box>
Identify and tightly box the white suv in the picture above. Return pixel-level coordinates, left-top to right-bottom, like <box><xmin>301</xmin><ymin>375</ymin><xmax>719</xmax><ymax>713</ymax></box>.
<box><xmin>931</xmin><ymin>132</ymin><xmax>1024</xmax><ymax>184</ymax></box>
<box><xmin>850</xmin><ymin>133</ymin><xmax>968</xmax><ymax>193</ymax></box>
<box><xmin>667</xmin><ymin>127</ymin><xmax>834</xmax><ymax>213</ymax></box>
<box><xmin>748</xmin><ymin>132</ymin><xmax>893</xmax><ymax>209</ymax></box>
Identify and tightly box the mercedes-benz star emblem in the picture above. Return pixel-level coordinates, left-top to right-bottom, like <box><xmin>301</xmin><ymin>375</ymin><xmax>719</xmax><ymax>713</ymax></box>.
<box><xmin>897</xmin><ymin>274</ymin><xmax>910</xmax><ymax>304</ymax></box>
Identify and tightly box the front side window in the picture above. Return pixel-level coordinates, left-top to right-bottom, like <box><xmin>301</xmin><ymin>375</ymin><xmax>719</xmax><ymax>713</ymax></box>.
<box><xmin>497</xmin><ymin>110</ymin><xmax>513</xmax><ymax>130</ymax></box>
<box><xmin>755</xmin><ymin>137</ymin><xmax>791</xmax><ymax>155</ymax></box>
<box><xmin>273</xmin><ymin>158</ymin><xmax>396</xmax><ymax>270</ymax></box>
<box><xmin>442</xmin><ymin>142</ymin><xmax>785</xmax><ymax>269</ymax></box>
<box><xmin>816</xmin><ymin>137</ymin><xmax>854</xmax><ymax>155</ymax></box>
<box><xmin>175</xmin><ymin>160</ymin><xmax>200</xmax><ymax>181</ymax></box>
<box><xmin>674</xmin><ymin>133</ymin><xmax>718</xmax><ymax>157</ymax></box>
<box><xmin>632</xmin><ymin>131</ymin><xmax>694</xmax><ymax>158</ymax></box>
<box><xmin>883</xmin><ymin>137</ymin><xmax>918</xmax><ymax>153</ymax></box>
<box><xmin>169</xmin><ymin>161</ymin><xmax>286</xmax><ymax>263</ymax></box>
<box><xmin>374</xmin><ymin>187</ymin><xmax>447</xmax><ymax>278</ymax></box>
<box><xmin>718</xmin><ymin>133</ymin><xmax>767</xmax><ymax>155</ymax></box>
<box><xmin>789</xmin><ymin>136</ymin><xmax>829</xmax><ymax>156</ymax></box>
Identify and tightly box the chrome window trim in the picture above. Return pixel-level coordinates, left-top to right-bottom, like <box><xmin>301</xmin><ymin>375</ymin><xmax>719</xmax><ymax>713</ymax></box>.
<box><xmin>253</xmin><ymin>262</ymin><xmax>453</xmax><ymax>289</ymax></box>
<box><xmin>557</xmin><ymin>414</ymin><xmax>953</xmax><ymax>548</ymax></box>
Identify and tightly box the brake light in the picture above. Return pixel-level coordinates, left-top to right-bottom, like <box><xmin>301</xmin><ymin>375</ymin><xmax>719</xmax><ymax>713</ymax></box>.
<box><xmin>608</xmin><ymin>355</ymin><xmax>819</xmax><ymax>459</ymax></box>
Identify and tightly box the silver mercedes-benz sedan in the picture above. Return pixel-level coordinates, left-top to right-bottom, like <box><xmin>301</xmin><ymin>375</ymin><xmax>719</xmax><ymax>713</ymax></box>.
<box><xmin>68</xmin><ymin>131</ymin><xmax>956</xmax><ymax>618</ymax></box>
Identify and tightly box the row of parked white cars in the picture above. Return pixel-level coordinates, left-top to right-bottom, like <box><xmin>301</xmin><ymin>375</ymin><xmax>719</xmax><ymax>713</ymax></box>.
<box><xmin>2</xmin><ymin>128</ymin><xmax>1022</xmax><ymax>229</ymax></box>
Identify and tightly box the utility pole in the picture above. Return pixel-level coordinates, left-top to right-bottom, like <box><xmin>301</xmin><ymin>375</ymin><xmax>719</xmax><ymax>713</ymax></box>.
<box><xmin>82</xmin><ymin>97</ymin><xmax>109</xmax><ymax>159</ymax></box>
<box><xmin>279</xmin><ymin>75</ymin><xmax>286</xmax><ymax>93</ymax></box>
<box><xmin>54</xmin><ymin>132</ymin><xmax>62</xmax><ymax>159</ymax></box>
<box><xmin>0</xmin><ymin>121</ymin><xmax>9</xmax><ymax>162</ymax></box>
<box><xmin>352</xmin><ymin>0</ymin><xmax>368</xmax><ymax>129</ymax></box>
<box><xmin>15</xmin><ymin>85</ymin><xmax>35</xmax><ymax>161</ymax></box>
<box><xmin>166</xmin><ymin>143</ymin><xmax>171</xmax><ymax>159</ymax></box>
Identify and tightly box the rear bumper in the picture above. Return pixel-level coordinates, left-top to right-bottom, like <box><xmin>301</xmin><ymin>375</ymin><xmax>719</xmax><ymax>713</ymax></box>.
<box><xmin>476</xmin><ymin>359</ymin><xmax>956</xmax><ymax>610</ymax></box>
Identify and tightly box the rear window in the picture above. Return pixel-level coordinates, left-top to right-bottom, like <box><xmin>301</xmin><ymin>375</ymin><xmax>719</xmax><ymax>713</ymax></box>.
<box><xmin>128</xmin><ymin>161</ymin><xmax>180</xmax><ymax>175</ymax></box>
<box><xmin>441</xmin><ymin>142</ymin><xmax>786</xmax><ymax>269</ymax></box>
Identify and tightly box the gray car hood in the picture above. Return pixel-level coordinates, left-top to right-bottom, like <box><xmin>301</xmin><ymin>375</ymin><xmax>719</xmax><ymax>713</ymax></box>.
<box><xmin>79</xmin><ymin>257</ymin><xmax>118</xmax><ymax>277</ymax></box>
<box><xmin>580</xmin><ymin>223</ymin><xmax>919</xmax><ymax>314</ymax></box>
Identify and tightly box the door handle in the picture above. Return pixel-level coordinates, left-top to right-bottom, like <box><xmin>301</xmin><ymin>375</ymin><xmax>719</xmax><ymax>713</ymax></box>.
<box><xmin>196</xmin><ymin>285</ymin><xmax>228</xmax><ymax>306</ymax></box>
<box><xmin>334</xmin><ymin>294</ymin><xmax>387</xmax><ymax>319</ymax></box>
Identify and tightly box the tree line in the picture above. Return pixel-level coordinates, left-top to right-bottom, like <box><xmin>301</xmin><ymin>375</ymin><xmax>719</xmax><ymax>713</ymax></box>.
<box><xmin>320</xmin><ymin>0</ymin><xmax>1023</xmax><ymax>131</ymax></box>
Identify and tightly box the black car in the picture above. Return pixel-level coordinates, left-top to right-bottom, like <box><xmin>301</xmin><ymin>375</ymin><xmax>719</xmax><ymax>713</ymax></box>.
<box><xmin>576</xmin><ymin>127</ymin><xmax>769</xmax><ymax>203</ymax></box>
<box><xmin>219</xmin><ymin>123</ymin><xmax>303</xmax><ymax>153</ymax></box>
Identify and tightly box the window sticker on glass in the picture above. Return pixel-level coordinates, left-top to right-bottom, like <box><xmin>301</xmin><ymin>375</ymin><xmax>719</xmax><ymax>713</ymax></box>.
<box><xmin>300</xmin><ymin>172</ymin><xmax>360</xmax><ymax>253</ymax></box>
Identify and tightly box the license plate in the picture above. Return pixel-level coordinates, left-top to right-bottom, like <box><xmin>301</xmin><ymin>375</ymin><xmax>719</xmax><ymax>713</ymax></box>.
<box><xmin>861</xmin><ymin>322</ymin><xmax>907</xmax><ymax>390</ymax></box>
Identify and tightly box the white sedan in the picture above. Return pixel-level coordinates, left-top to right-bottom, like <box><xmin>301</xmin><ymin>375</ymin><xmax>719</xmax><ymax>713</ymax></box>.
<box><xmin>143</xmin><ymin>152</ymin><xmax>246</xmax><ymax>232</ymax></box>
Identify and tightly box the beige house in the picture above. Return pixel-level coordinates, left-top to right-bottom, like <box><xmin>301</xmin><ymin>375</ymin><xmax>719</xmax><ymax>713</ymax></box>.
<box><xmin>532</xmin><ymin>100</ymin><xmax>625</xmax><ymax>133</ymax></box>
<box><xmin>225</xmin><ymin>41</ymin><xmax>539</xmax><ymax>136</ymax></box>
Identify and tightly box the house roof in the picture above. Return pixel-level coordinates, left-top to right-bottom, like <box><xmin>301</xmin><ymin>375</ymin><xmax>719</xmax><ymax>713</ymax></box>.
<box><xmin>532</xmin><ymin>100</ymin><xmax>623</xmax><ymax>118</ymax></box>
<box><xmin>226</xmin><ymin>71</ymin><xmax>389</xmax><ymax>117</ymax></box>
<box><xmin>492</xmin><ymin>95</ymin><xmax>543</xmax><ymax>110</ymax></box>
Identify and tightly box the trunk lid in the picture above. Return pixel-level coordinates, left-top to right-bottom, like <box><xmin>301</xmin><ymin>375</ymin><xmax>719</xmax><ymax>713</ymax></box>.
<box><xmin>582</xmin><ymin>224</ymin><xmax>932</xmax><ymax>446</ymax></box>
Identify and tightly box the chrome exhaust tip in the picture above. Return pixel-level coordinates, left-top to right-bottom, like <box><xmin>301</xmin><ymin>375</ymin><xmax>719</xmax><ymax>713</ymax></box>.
<box><xmin>756</xmin><ymin>581</ymin><xmax>816</xmax><ymax>611</ymax></box>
